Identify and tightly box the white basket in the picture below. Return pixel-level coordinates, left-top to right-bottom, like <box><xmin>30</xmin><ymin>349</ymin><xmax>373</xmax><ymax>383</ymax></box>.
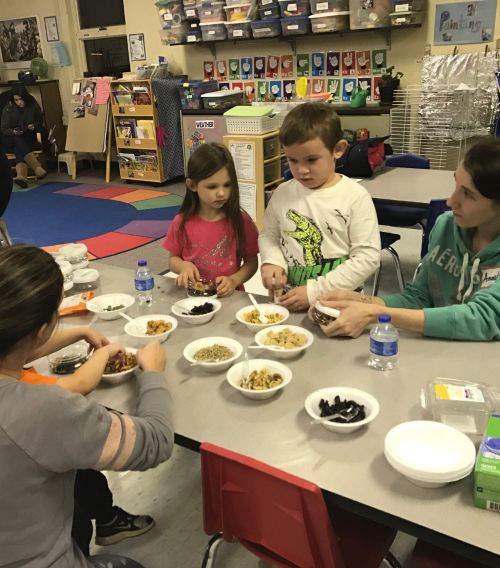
<box><xmin>225</xmin><ymin>113</ymin><xmax>280</xmax><ymax>134</ymax></box>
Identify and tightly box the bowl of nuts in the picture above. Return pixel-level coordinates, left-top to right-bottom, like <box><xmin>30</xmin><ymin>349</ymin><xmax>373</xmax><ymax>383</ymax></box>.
<box><xmin>235</xmin><ymin>303</ymin><xmax>289</xmax><ymax>332</ymax></box>
<box><xmin>183</xmin><ymin>336</ymin><xmax>243</xmax><ymax>372</ymax></box>
<box><xmin>187</xmin><ymin>278</ymin><xmax>218</xmax><ymax>298</ymax></box>
<box><xmin>102</xmin><ymin>348</ymin><xmax>139</xmax><ymax>385</ymax></box>
<box><xmin>124</xmin><ymin>314</ymin><xmax>178</xmax><ymax>344</ymax></box>
<box><xmin>254</xmin><ymin>325</ymin><xmax>314</xmax><ymax>360</ymax></box>
<box><xmin>171</xmin><ymin>298</ymin><xmax>222</xmax><ymax>325</ymax></box>
<box><xmin>226</xmin><ymin>358</ymin><xmax>292</xmax><ymax>399</ymax></box>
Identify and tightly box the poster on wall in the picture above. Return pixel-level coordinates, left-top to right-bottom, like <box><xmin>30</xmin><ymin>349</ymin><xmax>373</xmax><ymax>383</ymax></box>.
<box><xmin>434</xmin><ymin>0</ymin><xmax>496</xmax><ymax>44</ymax></box>
<box><xmin>0</xmin><ymin>16</ymin><xmax>43</xmax><ymax>68</ymax></box>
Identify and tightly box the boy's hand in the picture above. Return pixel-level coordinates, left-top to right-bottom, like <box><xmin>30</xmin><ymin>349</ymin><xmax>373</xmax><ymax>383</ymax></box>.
<box><xmin>261</xmin><ymin>264</ymin><xmax>286</xmax><ymax>290</ymax></box>
<box><xmin>279</xmin><ymin>285</ymin><xmax>309</xmax><ymax>312</ymax></box>
<box><xmin>137</xmin><ymin>341</ymin><xmax>166</xmax><ymax>373</ymax></box>
<box><xmin>176</xmin><ymin>262</ymin><xmax>200</xmax><ymax>289</ymax></box>
<box><xmin>82</xmin><ymin>327</ymin><xmax>109</xmax><ymax>350</ymax></box>
<box><xmin>215</xmin><ymin>275</ymin><xmax>236</xmax><ymax>297</ymax></box>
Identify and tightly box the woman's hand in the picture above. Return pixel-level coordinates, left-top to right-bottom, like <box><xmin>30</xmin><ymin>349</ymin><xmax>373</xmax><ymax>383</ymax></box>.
<box><xmin>318</xmin><ymin>301</ymin><xmax>378</xmax><ymax>338</ymax></box>
<box><xmin>137</xmin><ymin>341</ymin><xmax>166</xmax><ymax>373</ymax></box>
<box><xmin>261</xmin><ymin>263</ymin><xmax>286</xmax><ymax>290</ymax></box>
<box><xmin>279</xmin><ymin>285</ymin><xmax>309</xmax><ymax>311</ymax></box>
<box><xmin>215</xmin><ymin>275</ymin><xmax>236</xmax><ymax>297</ymax></box>
<box><xmin>81</xmin><ymin>327</ymin><xmax>109</xmax><ymax>350</ymax></box>
<box><xmin>176</xmin><ymin>262</ymin><xmax>200</xmax><ymax>288</ymax></box>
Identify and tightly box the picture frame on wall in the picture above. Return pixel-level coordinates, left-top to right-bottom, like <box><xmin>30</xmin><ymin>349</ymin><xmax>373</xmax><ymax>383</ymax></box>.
<box><xmin>44</xmin><ymin>16</ymin><xmax>59</xmax><ymax>42</ymax></box>
<box><xmin>129</xmin><ymin>33</ymin><xmax>146</xmax><ymax>62</ymax></box>
<box><xmin>0</xmin><ymin>16</ymin><xmax>43</xmax><ymax>68</ymax></box>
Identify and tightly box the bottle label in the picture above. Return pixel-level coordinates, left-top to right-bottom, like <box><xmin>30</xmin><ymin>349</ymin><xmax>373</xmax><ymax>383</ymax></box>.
<box><xmin>135</xmin><ymin>277</ymin><xmax>154</xmax><ymax>291</ymax></box>
<box><xmin>370</xmin><ymin>339</ymin><xmax>398</xmax><ymax>356</ymax></box>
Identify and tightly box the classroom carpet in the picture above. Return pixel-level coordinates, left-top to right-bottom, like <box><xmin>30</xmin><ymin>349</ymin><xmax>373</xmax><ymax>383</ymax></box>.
<box><xmin>3</xmin><ymin>181</ymin><xmax>183</xmax><ymax>259</ymax></box>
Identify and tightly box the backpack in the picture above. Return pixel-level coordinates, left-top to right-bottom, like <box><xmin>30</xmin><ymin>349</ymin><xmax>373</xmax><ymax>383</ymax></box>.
<box><xmin>336</xmin><ymin>136</ymin><xmax>392</xmax><ymax>178</ymax></box>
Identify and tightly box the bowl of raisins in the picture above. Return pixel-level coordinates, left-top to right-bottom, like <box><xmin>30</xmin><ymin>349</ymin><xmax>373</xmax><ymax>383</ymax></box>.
<box><xmin>171</xmin><ymin>298</ymin><xmax>222</xmax><ymax>325</ymax></box>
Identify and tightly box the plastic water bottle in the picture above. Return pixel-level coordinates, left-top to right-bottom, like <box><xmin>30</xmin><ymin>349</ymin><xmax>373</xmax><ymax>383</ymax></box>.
<box><xmin>134</xmin><ymin>260</ymin><xmax>154</xmax><ymax>305</ymax></box>
<box><xmin>368</xmin><ymin>314</ymin><xmax>398</xmax><ymax>371</ymax></box>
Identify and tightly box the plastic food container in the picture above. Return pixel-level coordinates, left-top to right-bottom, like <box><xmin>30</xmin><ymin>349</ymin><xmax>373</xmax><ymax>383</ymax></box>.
<box><xmin>177</xmin><ymin>80</ymin><xmax>219</xmax><ymax>110</ymax></box>
<box><xmin>422</xmin><ymin>378</ymin><xmax>500</xmax><ymax>436</ymax></box>
<box><xmin>224</xmin><ymin>3</ymin><xmax>253</xmax><ymax>21</ymax></box>
<box><xmin>201</xmin><ymin>89</ymin><xmax>244</xmax><ymax>109</ymax></box>
<box><xmin>310</xmin><ymin>0</ymin><xmax>348</xmax><ymax>12</ymax></box>
<box><xmin>309</xmin><ymin>11</ymin><xmax>349</xmax><ymax>31</ymax></box>
<box><xmin>160</xmin><ymin>23</ymin><xmax>189</xmax><ymax>44</ymax></box>
<box><xmin>58</xmin><ymin>243</ymin><xmax>89</xmax><ymax>270</ymax></box>
<box><xmin>280</xmin><ymin>15</ymin><xmax>310</xmax><ymax>35</ymax></box>
<box><xmin>72</xmin><ymin>268</ymin><xmax>100</xmax><ymax>292</ymax></box>
<box><xmin>200</xmin><ymin>21</ymin><xmax>228</xmax><ymax>40</ymax></box>
<box><xmin>48</xmin><ymin>341</ymin><xmax>89</xmax><ymax>375</ymax></box>
<box><xmin>251</xmin><ymin>18</ymin><xmax>281</xmax><ymax>37</ymax></box>
<box><xmin>58</xmin><ymin>260</ymin><xmax>74</xmax><ymax>292</ymax></box>
<box><xmin>311</xmin><ymin>301</ymin><xmax>340</xmax><ymax>325</ymax></box>
<box><xmin>389</xmin><ymin>10</ymin><xmax>424</xmax><ymax>24</ymax></box>
<box><xmin>224</xmin><ymin>20</ymin><xmax>253</xmax><ymax>38</ymax></box>
<box><xmin>279</xmin><ymin>0</ymin><xmax>310</xmax><ymax>16</ymax></box>
<box><xmin>197</xmin><ymin>1</ymin><xmax>226</xmax><ymax>22</ymax></box>
<box><xmin>258</xmin><ymin>4</ymin><xmax>281</xmax><ymax>18</ymax></box>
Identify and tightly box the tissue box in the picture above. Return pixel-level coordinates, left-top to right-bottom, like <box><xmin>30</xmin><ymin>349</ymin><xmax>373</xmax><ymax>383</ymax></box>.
<box><xmin>474</xmin><ymin>414</ymin><xmax>500</xmax><ymax>512</ymax></box>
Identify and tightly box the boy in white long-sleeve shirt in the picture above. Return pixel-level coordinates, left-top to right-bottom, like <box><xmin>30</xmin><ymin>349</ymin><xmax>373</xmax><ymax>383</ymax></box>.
<box><xmin>259</xmin><ymin>102</ymin><xmax>381</xmax><ymax>311</ymax></box>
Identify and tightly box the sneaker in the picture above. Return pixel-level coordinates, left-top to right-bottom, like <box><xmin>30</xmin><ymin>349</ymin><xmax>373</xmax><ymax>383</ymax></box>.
<box><xmin>95</xmin><ymin>506</ymin><xmax>155</xmax><ymax>546</ymax></box>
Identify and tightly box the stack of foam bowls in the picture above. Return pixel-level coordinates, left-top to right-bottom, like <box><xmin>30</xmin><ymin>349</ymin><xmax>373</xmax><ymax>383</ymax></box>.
<box><xmin>384</xmin><ymin>421</ymin><xmax>477</xmax><ymax>488</ymax></box>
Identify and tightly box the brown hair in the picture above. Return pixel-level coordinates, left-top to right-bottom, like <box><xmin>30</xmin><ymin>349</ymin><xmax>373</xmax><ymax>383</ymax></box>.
<box><xmin>463</xmin><ymin>139</ymin><xmax>500</xmax><ymax>203</ymax></box>
<box><xmin>279</xmin><ymin>102</ymin><xmax>343</xmax><ymax>152</ymax></box>
<box><xmin>0</xmin><ymin>245</ymin><xmax>63</xmax><ymax>358</ymax></box>
<box><xmin>178</xmin><ymin>142</ymin><xmax>246</xmax><ymax>260</ymax></box>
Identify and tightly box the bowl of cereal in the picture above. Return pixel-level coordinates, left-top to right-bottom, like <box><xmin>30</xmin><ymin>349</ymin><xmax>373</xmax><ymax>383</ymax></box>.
<box><xmin>86</xmin><ymin>293</ymin><xmax>135</xmax><ymax>321</ymax></box>
<box><xmin>183</xmin><ymin>336</ymin><xmax>243</xmax><ymax>372</ymax></box>
<box><xmin>102</xmin><ymin>348</ymin><xmax>139</xmax><ymax>385</ymax></box>
<box><xmin>187</xmin><ymin>278</ymin><xmax>217</xmax><ymax>298</ymax></box>
<box><xmin>124</xmin><ymin>314</ymin><xmax>177</xmax><ymax>343</ymax></box>
<box><xmin>254</xmin><ymin>325</ymin><xmax>314</xmax><ymax>360</ymax></box>
<box><xmin>235</xmin><ymin>303</ymin><xmax>289</xmax><ymax>332</ymax></box>
<box><xmin>226</xmin><ymin>358</ymin><xmax>292</xmax><ymax>399</ymax></box>
<box><xmin>171</xmin><ymin>298</ymin><xmax>222</xmax><ymax>325</ymax></box>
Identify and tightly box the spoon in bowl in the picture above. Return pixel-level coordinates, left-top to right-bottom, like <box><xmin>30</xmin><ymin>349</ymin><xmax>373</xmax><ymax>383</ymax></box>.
<box><xmin>118</xmin><ymin>312</ymin><xmax>141</xmax><ymax>334</ymax></box>
<box><xmin>248</xmin><ymin>293</ymin><xmax>264</xmax><ymax>319</ymax></box>
<box><xmin>310</xmin><ymin>405</ymin><xmax>361</xmax><ymax>425</ymax></box>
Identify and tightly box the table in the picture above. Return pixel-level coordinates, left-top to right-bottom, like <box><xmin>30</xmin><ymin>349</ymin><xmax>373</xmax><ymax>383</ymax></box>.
<box><xmin>76</xmin><ymin>263</ymin><xmax>498</xmax><ymax>566</ymax></box>
<box><xmin>360</xmin><ymin>167</ymin><xmax>454</xmax><ymax>207</ymax></box>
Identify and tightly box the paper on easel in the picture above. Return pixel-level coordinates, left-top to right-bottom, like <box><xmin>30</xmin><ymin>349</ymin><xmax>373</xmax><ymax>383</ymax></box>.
<box><xmin>95</xmin><ymin>78</ymin><xmax>111</xmax><ymax>105</ymax></box>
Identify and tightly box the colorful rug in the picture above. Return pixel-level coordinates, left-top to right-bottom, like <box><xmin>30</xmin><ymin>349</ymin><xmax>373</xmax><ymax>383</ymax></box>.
<box><xmin>3</xmin><ymin>181</ymin><xmax>183</xmax><ymax>259</ymax></box>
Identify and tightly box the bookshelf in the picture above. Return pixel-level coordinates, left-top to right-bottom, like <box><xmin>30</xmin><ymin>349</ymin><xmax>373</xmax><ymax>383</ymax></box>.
<box><xmin>110</xmin><ymin>79</ymin><xmax>166</xmax><ymax>183</ymax></box>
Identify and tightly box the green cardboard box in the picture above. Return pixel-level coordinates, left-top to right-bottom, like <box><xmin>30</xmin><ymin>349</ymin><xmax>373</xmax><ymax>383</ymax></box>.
<box><xmin>474</xmin><ymin>413</ymin><xmax>500</xmax><ymax>512</ymax></box>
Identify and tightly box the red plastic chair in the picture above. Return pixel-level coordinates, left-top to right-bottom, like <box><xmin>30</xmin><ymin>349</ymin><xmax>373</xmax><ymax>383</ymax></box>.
<box><xmin>200</xmin><ymin>442</ymin><xmax>398</xmax><ymax>568</ymax></box>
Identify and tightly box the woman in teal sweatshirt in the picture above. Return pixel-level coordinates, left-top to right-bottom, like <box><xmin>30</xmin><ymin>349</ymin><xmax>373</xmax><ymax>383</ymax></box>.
<box><xmin>312</xmin><ymin>139</ymin><xmax>500</xmax><ymax>341</ymax></box>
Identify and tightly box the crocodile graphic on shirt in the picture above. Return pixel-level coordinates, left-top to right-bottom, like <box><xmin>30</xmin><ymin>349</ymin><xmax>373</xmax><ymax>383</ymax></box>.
<box><xmin>286</xmin><ymin>209</ymin><xmax>323</xmax><ymax>266</ymax></box>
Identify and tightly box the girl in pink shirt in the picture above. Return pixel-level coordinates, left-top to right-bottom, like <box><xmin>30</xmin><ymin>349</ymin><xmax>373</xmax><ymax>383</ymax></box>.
<box><xmin>163</xmin><ymin>143</ymin><xmax>259</xmax><ymax>297</ymax></box>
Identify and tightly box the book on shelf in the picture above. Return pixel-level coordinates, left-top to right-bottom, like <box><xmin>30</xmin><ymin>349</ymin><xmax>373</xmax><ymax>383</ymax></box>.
<box><xmin>131</xmin><ymin>91</ymin><xmax>152</xmax><ymax>105</ymax></box>
<box><xmin>112</xmin><ymin>91</ymin><xmax>133</xmax><ymax>105</ymax></box>
<box><xmin>116</xmin><ymin>119</ymin><xmax>137</xmax><ymax>138</ymax></box>
<box><xmin>136</xmin><ymin>119</ymin><xmax>155</xmax><ymax>139</ymax></box>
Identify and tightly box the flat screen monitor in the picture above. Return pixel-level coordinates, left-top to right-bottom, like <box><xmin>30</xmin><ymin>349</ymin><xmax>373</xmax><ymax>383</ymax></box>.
<box><xmin>77</xmin><ymin>0</ymin><xmax>125</xmax><ymax>29</ymax></box>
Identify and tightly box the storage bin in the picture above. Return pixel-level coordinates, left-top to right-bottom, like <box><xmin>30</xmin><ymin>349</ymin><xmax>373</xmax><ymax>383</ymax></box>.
<box><xmin>199</xmin><ymin>21</ymin><xmax>228</xmax><ymax>40</ymax></box>
<box><xmin>251</xmin><ymin>18</ymin><xmax>281</xmax><ymax>37</ymax></box>
<box><xmin>258</xmin><ymin>4</ymin><xmax>281</xmax><ymax>18</ymax></box>
<box><xmin>264</xmin><ymin>160</ymin><xmax>280</xmax><ymax>184</ymax></box>
<box><xmin>224</xmin><ymin>19</ymin><xmax>253</xmax><ymax>38</ymax></box>
<box><xmin>186</xmin><ymin>28</ymin><xmax>202</xmax><ymax>41</ymax></box>
<box><xmin>160</xmin><ymin>23</ymin><xmax>189</xmax><ymax>44</ymax></box>
<box><xmin>392</xmin><ymin>0</ymin><xmax>426</xmax><ymax>11</ymax></box>
<box><xmin>224</xmin><ymin>3</ymin><xmax>254</xmax><ymax>21</ymax></box>
<box><xmin>197</xmin><ymin>1</ymin><xmax>226</xmax><ymax>21</ymax></box>
<box><xmin>183</xmin><ymin>0</ymin><xmax>197</xmax><ymax>6</ymax></box>
<box><xmin>264</xmin><ymin>135</ymin><xmax>279</xmax><ymax>159</ymax></box>
<box><xmin>224</xmin><ymin>106</ymin><xmax>280</xmax><ymax>134</ymax></box>
<box><xmin>279</xmin><ymin>0</ymin><xmax>310</xmax><ymax>17</ymax></box>
<box><xmin>349</xmin><ymin>0</ymin><xmax>391</xmax><ymax>28</ymax></box>
<box><xmin>184</xmin><ymin>5</ymin><xmax>199</xmax><ymax>17</ymax></box>
<box><xmin>310</xmin><ymin>0</ymin><xmax>348</xmax><ymax>12</ymax></box>
<box><xmin>280</xmin><ymin>15</ymin><xmax>310</xmax><ymax>35</ymax></box>
<box><xmin>157</xmin><ymin>0</ymin><xmax>186</xmax><ymax>25</ymax></box>
<box><xmin>177</xmin><ymin>80</ymin><xmax>219</xmax><ymax>110</ymax></box>
<box><xmin>260</xmin><ymin>0</ymin><xmax>277</xmax><ymax>5</ymax></box>
<box><xmin>389</xmin><ymin>10</ymin><xmax>424</xmax><ymax>24</ymax></box>
<box><xmin>201</xmin><ymin>89</ymin><xmax>244</xmax><ymax>109</ymax></box>
<box><xmin>309</xmin><ymin>11</ymin><xmax>349</xmax><ymax>31</ymax></box>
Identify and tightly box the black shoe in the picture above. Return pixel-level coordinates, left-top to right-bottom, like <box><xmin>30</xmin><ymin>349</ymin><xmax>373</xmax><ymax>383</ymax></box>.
<box><xmin>14</xmin><ymin>178</ymin><xmax>28</xmax><ymax>189</ymax></box>
<box><xmin>95</xmin><ymin>506</ymin><xmax>155</xmax><ymax>546</ymax></box>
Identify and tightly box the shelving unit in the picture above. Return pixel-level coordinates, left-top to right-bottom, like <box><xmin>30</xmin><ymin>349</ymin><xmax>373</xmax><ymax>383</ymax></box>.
<box><xmin>223</xmin><ymin>129</ymin><xmax>284</xmax><ymax>230</ymax></box>
<box><xmin>110</xmin><ymin>79</ymin><xmax>166</xmax><ymax>184</ymax></box>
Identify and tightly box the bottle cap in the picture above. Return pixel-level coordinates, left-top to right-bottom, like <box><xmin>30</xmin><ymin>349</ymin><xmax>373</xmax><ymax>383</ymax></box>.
<box><xmin>138</xmin><ymin>260</ymin><xmax>147</xmax><ymax>266</ymax></box>
<box><xmin>378</xmin><ymin>314</ymin><xmax>391</xmax><ymax>323</ymax></box>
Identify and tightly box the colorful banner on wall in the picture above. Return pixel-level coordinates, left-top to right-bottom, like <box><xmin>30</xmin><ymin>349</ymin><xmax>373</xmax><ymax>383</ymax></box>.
<box><xmin>434</xmin><ymin>0</ymin><xmax>496</xmax><ymax>45</ymax></box>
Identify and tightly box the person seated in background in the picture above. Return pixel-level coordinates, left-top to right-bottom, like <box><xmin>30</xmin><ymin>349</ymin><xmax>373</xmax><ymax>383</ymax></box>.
<box><xmin>0</xmin><ymin>244</ymin><xmax>174</xmax><ymax>567</ymax></box>
<box><xmin>311</xmin><ymin>139</ymin><xmax>500</xmax><ymax>341</ymax></box>
<box><xmin>1</xmin><ymin>86</ymin><xmax>46</xmax><ymax>188</ymax></box>
<box><xmin>21</xmin><ymin>325</ymin><xmax>156</xmax><ymax>555</ymax></box>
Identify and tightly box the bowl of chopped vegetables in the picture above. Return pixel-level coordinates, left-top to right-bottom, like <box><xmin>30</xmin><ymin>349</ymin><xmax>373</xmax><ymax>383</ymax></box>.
<box><xmin>226</xmin><ymin>358</ymin><xmax>292</xmax><ymax>399</ymax></box>
<box><xmin>102</xmin><ymin>348</ymin><xmax>139</xmax><ymax>385</ymax></box>
<box><xmin>171</xmin><ymin>298</ymin><xmax>222</xmax><ymax>325</ymax></box>
<box><xmin>124</xmin><ymin>314</ymin><xmax>178</xmax><ymax>344</ymax></box>
<box><xmin>183</xmin><ymin>336</ymin><xmax>243</xmax><ymax>372</ymax></box>
<box><xmin>86</xmin><ymin>293</ymin><xmax>135</xmax><ymax>321</ymax></box>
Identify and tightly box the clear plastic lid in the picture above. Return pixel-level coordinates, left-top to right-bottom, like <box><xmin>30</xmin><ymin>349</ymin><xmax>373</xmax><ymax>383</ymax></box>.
<box><xmin>73</xmin><ymin>268</ymin><xmax>99</xmax><ymax>284</ymax></box>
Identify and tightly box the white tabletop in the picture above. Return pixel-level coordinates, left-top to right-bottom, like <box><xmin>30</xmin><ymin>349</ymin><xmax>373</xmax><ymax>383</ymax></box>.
<box><xmin>66</xmin><ymin>263</ymin><xmax>499</xmax><ymax>566</ymax></box>
<box><xmin>360</xmin><ymin>167</ymin><xmax>455</xmax><ymax>206</ymax></box>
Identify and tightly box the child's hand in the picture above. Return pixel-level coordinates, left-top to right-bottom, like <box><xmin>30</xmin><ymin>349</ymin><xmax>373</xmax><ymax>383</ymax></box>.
<box><xmin>176</xmin><ymin>262</ymin><xmax>200</xmax><ymax>288</ymax></box>
<box><xmin>99</xmin><ymin>343</ymin><xmax>125</xmax><ymax>360</ymax></box>
<box><xmin>215</xmin><ymin>275</ymin><xmax>236</xmax><ymax>297</ymax></box>
<box><xmin>261</xmin><ymin>264</ymin><xmax>286</xmax><ymax>290</ymax></box>
<box><xmin>82</xmin><ymin>327</ymin><xmax>109</xmax><ymax>350</ymax></box>
<box><xmin>137</xmin><ymin>341</ymin><xmax>166</xmax><ymax>373</ymax></box>
<box><xmin>279</xmin><ymin>285</ymin><xmax>310</xmax><ymax>312</ymax></box>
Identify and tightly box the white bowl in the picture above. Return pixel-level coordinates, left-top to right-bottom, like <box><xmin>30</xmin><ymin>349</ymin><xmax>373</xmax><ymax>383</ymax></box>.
<box><xmin>171</xmin><ymin>298</ymin><xmax>222</xmax><ymax>325</ymax></box>
<box><xmin>254</xmin><ymin>325</ymin><xmax>314</xmax><ymax>359</ymax></box>
<box><xmin>184</xmin><ymin>336</ymin><xmax>243</xmax><ymax>373</ymax></box>
<box><xmin>124</xmin><ymin>314</ymin><xmax>177</xmax><ymax>343</ymax></box>
<box><xmin>101</xmin><ymin>348</ymin><xmax>139</xmax><ymax>385</ymax></box>
<box><xmin>227</xmin><ymin>358</ymin><xmax>292</xmax><ymax>399</ymax></box>
<box><xmin>384</xmin><ymin>421</ymin><xmax>477</xmax><ymax>488</ymax></box>
<box><xmin>304</xmin><ymin>387</ymin><xmax>380</xmax><ymax>434</ymax></box>
<box><xmin>235</xmin><ymin>303</ymin><xmax>290</xmax><ymax>332</ymax></box>
<box><xmin>86</xmin><ymin>293</ymin><xmax>135</xmax><ymax>321</ymax></box>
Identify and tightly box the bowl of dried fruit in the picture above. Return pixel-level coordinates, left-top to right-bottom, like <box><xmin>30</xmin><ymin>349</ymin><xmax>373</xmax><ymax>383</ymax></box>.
<box><xmin>86</xmin><ymin>293</ymin><xmax>135</xmax><ymax>321</ymax></box>
<box><xmin>171</xmin><ymin>298</ymin><xmax>222</xmax><ymax>325</ymax></box>
<box><xmin>183</xmin><ymin>336</ymin><xmax>243</xmax><ymax>372</ymax></box>
<box><xmin>226</xmin><ymin>358</ymin><xmax>292</xmax><ymax>399</ymax></box>
<box><xmin>235</xmin><ymin>303</ymin><xmax>289</xmax><ymax>332</ymax></box>
<box><xmin>124</xmin><ymin>314</ymin><xmax>178</xmax><ymax>344</ymax></box>
<box><xmin>186</xmin><ymin>278</ymin><xmax>218</xmax><ymax>298</ymax></box>
<box><xmin>102</xmin><ymin>348</ymin><xmax>139</xmax><ymax>385</ymax></box>
<box><xmin>254</xmin><ymin>325</ymin><xmax>314</xmax><ymax>360</ymax></box>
